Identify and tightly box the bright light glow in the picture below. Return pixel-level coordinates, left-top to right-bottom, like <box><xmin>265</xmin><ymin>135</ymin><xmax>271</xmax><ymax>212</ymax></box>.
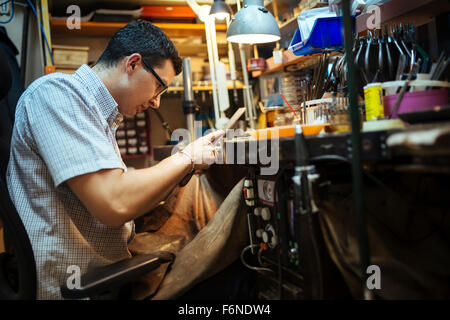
<box><xmin>198</xmin><ymin>5</ymin><xmax>211</xmax><ymax>22</ymax></box>
<box><xmin>227</xmin><ymin>33</ymin><xmax>280</xmax><ymax>44</ymax></box>
<box><xmin>213</xmin><ymin>12</ymin><xmax>230</xmax><ymax>20</ymax></box>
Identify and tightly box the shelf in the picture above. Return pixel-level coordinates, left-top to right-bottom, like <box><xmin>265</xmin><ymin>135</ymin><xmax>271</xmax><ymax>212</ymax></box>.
<box><xmin>355</xmin><ymin>0</ymin><xmax>450</xmax><ymax>34</ymax></box>
<box><xmin>50</xmin><ymin>20</ymin><xmax>227</xmax><ymax>37</ymax></box>
<box><xmin>279</xmin><ymin>16</ymin><xmax>298</xmax><ymax>30</ymax></box>
<box><xmin>168</xmin><ymin>83</ymin><xmax>245</xmax><ymax>92</ymax></box>
<box><xmin>277</xmin><ymin>1</ymin><xmax>329</xmax><ymax>29</ymax></box>
<box><xmin>251</xmin><ymin>50</ymin><xmax>339</xmax><ymax>77</ymax></box>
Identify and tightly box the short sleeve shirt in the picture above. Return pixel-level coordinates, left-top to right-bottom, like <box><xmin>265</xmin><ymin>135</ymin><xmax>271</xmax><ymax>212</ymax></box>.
<box><xmin>6</xmin><ymin>64</ymin><xmax>135</xmax><ymax>299</ymax></box>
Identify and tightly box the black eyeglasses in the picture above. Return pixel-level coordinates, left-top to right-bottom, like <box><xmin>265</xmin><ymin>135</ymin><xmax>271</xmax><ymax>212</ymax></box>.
<box><xmin>141</xmin><ymin>58</ymin><xmax>168</xmax><ymax>98</ymax></box>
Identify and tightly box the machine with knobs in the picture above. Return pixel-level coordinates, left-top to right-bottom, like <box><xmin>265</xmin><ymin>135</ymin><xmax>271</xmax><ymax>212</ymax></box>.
<box><xmin>240</xmin><ymin>130</ymin><xmax>350</xmax><ymax>299</ymax></box>
<box><xmin>242</xmin><ymin>169</ymin><xmax>306</xmax><ymax>299</ymax></box>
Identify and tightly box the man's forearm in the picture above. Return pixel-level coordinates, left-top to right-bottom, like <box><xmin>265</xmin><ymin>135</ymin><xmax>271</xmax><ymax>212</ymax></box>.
<box><xmin>67</xmin><ymin>130</ymin><xmax>223</xmax><ymax>228</ymax></box>
<box><xmin>112</xmin><ymin>152</ymin><xmax>192</xmax><ymax>223</ymax></box>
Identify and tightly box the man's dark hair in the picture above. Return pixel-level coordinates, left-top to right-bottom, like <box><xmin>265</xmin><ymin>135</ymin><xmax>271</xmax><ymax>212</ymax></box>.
<box><xmin>96</xmin><ymin>19</ymin><xmax>182</xmax><ymax>75</ymax></box>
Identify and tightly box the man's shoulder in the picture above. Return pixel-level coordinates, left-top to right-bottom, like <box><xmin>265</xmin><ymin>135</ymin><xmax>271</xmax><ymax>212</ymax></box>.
<box><xmin>17</xmin><ymin>71</ymin><xmax>92</xmax><ymax>118</ymax></box>
<box><xmin>25</xmin><ymin>71</ymin><xmax>84</xmax><ymax>97</ymax></box>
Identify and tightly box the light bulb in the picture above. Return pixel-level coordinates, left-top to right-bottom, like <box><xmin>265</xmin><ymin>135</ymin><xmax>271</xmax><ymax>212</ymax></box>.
<box><xmin>227</xmin><ymin>33</ymin><xmax>280</xmax><ymax>44</ymax></box>
<box><xmin>214</xmin><ymin>12</ymin><xmax>229</xmax><ymax>20</ymax></box>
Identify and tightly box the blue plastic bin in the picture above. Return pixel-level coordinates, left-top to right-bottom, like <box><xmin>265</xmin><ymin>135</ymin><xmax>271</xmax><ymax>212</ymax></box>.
<box><xmin>289</xmin><ymin>16</ymin><xmax>354</xmax><ymax>56</ymax></box>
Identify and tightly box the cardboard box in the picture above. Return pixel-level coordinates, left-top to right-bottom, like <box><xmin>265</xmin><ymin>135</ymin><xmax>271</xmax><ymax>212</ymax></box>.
<box><xmin>52</xmin><ymin>45</ymin><xmax>89</xmax><ymax>68</ymax></box>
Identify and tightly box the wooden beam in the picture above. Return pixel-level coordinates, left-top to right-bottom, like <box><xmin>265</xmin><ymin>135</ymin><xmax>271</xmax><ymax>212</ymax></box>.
<box><xmin>355</xmin><ymin>0</ymin><xmax>449</xmax><ymax>34</ymax></box>
<box><xmin>251</xmin><ymin>50</ymin><xmax>340</xmax><ymax>77</ymax></box>
<box><xmin>176</xmin><ymin>43</ymin><xmax>227</xmax><ymax>57</ymax></box>
<box><xmin>50</xmin><ymin>20</ymin><xmax>227</xmax><ymax>38</ymax></box>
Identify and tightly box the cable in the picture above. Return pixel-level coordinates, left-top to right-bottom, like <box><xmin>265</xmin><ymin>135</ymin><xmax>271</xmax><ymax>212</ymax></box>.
<box><xmin>0</xmin><ymin>0</ymin><xmax>14</xmax><ymax>24</ymax></box>
<box><xmin>257</xmin><ymin>247</ymin><xmax>264</xmax><ymax>266</ymax></box>
<box><xmin>26</xmin><ymin>0</ymin><xmax>54</xmax><ymax>65</ymax></box>
<box><xmin>240</xmin><ymin>244</ymin><xmax>274</xmax><ymax>273</ymax></box>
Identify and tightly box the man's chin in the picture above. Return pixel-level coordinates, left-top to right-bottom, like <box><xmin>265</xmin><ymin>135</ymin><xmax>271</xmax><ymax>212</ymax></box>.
<box><xmin>120</xmin><ymin>110</ymin><xmax>136</xmax><ymax>117</ymax></box>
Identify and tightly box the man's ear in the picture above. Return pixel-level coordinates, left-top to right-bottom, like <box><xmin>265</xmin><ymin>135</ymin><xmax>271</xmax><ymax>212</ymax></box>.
<box><xmin>124</xmin><ymin>53</ymin><xmax>143</xmax><ymax>74</ymax></box>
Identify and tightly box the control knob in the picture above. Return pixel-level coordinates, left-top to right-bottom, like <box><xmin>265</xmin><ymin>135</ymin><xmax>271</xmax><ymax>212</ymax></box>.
<box><xmin>261</xmin><ymin>207</ymin><xmax>271</xmax><ymax>221</ymax></box>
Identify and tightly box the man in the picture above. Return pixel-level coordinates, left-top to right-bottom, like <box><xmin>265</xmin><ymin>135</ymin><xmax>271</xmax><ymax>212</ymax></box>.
<box><xmin>7</xmin><ymin>20</ymin><xmax>224</xmax><ymax>299</ymax></box>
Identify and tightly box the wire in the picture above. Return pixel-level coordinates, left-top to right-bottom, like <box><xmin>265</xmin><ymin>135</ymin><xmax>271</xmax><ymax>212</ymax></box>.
<box><xmin>257</xmin><ymin>247</ymin><xmax>264</xmax><ymax>266</ymax></box>
<box><xmin>0</xmin><ymin>0</ymin><xmax>14</xmax><ymax>24</ymax></box>
<box><xmin>240</xmin><ymin>244</ymin><xmax>274</xmax><ymax>273</ymax></box>
<box><xmin>26</xmin><ymin>0</ymin><xmax>54</xmax><ymax>65</ymax></box>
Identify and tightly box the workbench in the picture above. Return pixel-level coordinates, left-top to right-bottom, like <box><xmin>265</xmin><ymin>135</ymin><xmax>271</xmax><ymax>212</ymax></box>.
<box><xmin>153</xmin><ymin>122</ymin><xmax>450</xmax><ymax>172</ymax></box>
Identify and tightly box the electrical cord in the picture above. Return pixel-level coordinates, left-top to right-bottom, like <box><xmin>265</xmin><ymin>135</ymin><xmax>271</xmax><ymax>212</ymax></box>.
<box><xmin>240</xmin><ymin>244</ymin><xmax>274</xmax><ymax>273</ymax></box>
<box><xmin>25</xmin><ymin>0</ymin><xmax>54</xmax><ymax>65</ymax></box>
<box><xmin>0</xmin><ymin>0</ymin><xmax>14</xmax><ymax>24</ymax></box>
<box><xmin>257</xmin><ymin>247</ymin><xmax>264</xmax><ymax>266</ymax></box>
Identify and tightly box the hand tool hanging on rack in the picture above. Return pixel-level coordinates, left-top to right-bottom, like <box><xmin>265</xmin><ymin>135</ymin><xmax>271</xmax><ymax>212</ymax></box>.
<box><xmin>324</xmin><ymin>56</ymin><xmax>339</xmax><ymax>93</ymax></box>
<box><xmin>336</xmin><ymin>51</ymin><xmax>347</xmax><ymax>92</ymax></box>
<box><xmin>396</xmin><ymin>24</ymin><xmax>413</xmax><ymax>63</ymax></box>
<box><xmin>383</xmin><ymin>25</ymin><xmax>395</xmax><ymax>81</ymax></box>
<box><xmin>348</xmin><ymin>22</ymin><xmax>435</xmax><ymax>95</ymax></box>
<box><xmin>375</xmin><ymin>29</ymin><xmax>384</xmax><ymax>82</ymax></box>
<box><xmin>390</xmin><ymin>24</ymin><xmax>410</xmax><ymax>76</ymax></box>
<box><xmin>390</xmin><ymin>46</ymin><xmax>420</xmax><ymax>118</ymax></box>
<box><xmin>311</xmin><ymin>54</ymin><xmax>332</xmax><ymax>99</ymax></box>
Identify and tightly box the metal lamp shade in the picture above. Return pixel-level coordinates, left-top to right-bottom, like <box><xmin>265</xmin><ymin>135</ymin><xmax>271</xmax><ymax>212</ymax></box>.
<box><xmin>209</xmin><ymin>0</ymin><xmax>232</xmax><ymax>20</ymax></box>
<box><xmin>226</xmin><ymin>0</ymin><xmax>280</xmax><ymax>44</ymax></box>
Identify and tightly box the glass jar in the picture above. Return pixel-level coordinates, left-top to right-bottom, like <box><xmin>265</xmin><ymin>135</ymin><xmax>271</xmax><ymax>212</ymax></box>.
<box><xmin>273</xmin><ymin>112</ymin><xmax>285</xmax><ymax>127</ymax></box>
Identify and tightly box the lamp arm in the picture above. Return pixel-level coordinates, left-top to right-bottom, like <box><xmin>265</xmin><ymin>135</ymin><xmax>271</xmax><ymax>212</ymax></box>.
<box><xmin>185</xmin><ymin>0</ymin><xmax>201</xmax><ymax>16</ymax></box>
<box><xmin>204</xmin><ymin>16</ymin><xmax>220</xmax><ymax>125</ymax></box>
<box><xmin>227</xmin><ymin>15</ymin><xmax>239</xmax><ymax>106</ymax></box>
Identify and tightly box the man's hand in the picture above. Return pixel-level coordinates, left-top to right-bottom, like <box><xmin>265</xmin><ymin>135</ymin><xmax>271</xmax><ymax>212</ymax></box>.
<box><xmin>178</xmin><ymin>130</ymin><xmax>224</xmax><ymax>171</ymax></box>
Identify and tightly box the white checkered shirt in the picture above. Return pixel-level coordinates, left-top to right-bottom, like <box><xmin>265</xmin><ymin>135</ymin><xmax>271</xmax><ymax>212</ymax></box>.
<box><xmin>6</xmin><ymin>64</ymin><xmax>135</xmax><ymax>299</ymax></box>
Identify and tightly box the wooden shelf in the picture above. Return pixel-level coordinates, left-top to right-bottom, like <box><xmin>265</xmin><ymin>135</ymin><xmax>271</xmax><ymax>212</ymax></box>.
<box><xmin>168</xmin><ymin>83</ymin><xmax>245</xmax><ymax>92</ymax></box>
<box><xmin>355</xmin><ymin>0</ymin><xmax>450</xmax><ymax>34</ymax></box>
<box><xmin>50</xmin><ymin>20</ymin><xmax>227</xmax><ymax>37</ymax></box>
<box><xmin>251</xmin><ymin>50</ymin><xmax>338</xmax><ymax>77</ymax></box>
<box><xmin>279</xmin><ymin>16</ymin><xmax>298</xmax><ymax>30</ymax></box>
<box><xmin>175</xmin><ymin>43</ymin><xmax>227</xmax><ymax>57</ymax></box>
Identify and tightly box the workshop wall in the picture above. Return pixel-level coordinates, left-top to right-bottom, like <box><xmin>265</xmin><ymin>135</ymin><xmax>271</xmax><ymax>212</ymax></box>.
<box><xmin>3</xmin><ymin>3</ymin><xmax>45</xmax><ymax>86</ymax></box>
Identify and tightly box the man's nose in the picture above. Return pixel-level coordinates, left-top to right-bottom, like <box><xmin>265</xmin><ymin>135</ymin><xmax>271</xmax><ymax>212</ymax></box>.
<box><xmin>149</xmin><ymin>96</ymin><xmax>161</xmax><ymax>109</ymax></box>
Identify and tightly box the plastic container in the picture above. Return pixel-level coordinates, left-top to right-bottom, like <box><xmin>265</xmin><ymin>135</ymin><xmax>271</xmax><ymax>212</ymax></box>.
<box><xmin>364</xmin><ymin>83</ymin><xmax>384</xmax><ymax>121</ymax></box>
<box><xmin>289</xmin><ymin>16</ymin><xmax>354</xmax><ymax>56</ymax></box>
<box><xmin>383</xmin><ymin>89</ymin><xmax>449</xmax><ymax>119</ymax></box>
<box><xmin>248</xmin><ymin>124</ymin><xmax>329</xmax><ymax>139</ymax></box>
